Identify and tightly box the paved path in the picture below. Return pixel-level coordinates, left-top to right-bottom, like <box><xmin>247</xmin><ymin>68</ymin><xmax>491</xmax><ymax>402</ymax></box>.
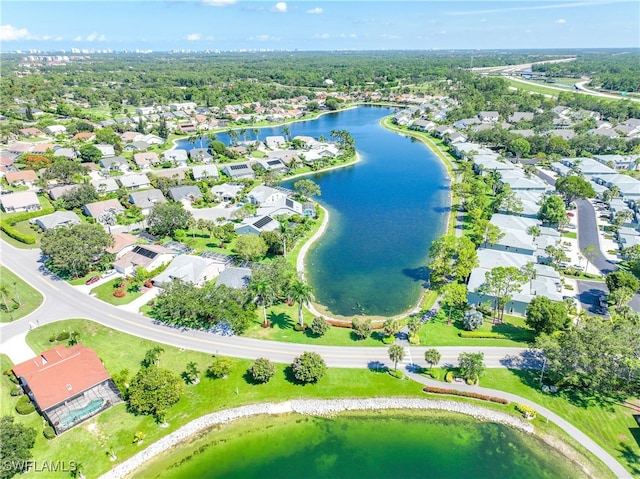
<box><xmin>0</xmin><ymin>240</ymin><xmax>633</xmax><ymax>478</ymax></box>
<box><xmin>404</xmin><ymin>365</ymin><xmax>633</xmax><ymax>479</ymax></box>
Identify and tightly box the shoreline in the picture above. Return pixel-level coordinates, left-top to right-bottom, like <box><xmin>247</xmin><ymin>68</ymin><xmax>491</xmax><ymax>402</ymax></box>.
<box><xmin>100</xmin><ymin>398</ymin><xmax>534</xmax><ymax>479</ymax></box>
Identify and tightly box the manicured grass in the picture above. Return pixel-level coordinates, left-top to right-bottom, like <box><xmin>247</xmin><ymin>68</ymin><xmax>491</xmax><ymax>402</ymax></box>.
<box><xmin>244</xmin><ymin>303</ymin><xmax>385</xmax><ymax>346</ymax></box>
<box><xmin>0</xmin><ymin>266</ymin><xmax>43</xmax><ymax>322</ymax></box>
<box><xmin>562</xmin><ymin>231</ymin><xmax>578</xmax><ymax>239</ymax></box>
<box><xmin>90</xmin><ymin>278</ymin><xmax>145</xmax><ymax>306</ymax></box>
<box><xmin>505</xmin><ymin>78</ymin><xmax>564</xmax><ymax>96</ymax></box>
<box><xmin>417</xmin><ymin>310</ymin><xmax>535</xmax><ymax>347</ymax></box>
<box><xmin>16</xmin><ymin>319</ymin><xmax>426</xmax><ymax>479</ymax></box>
<box><xmin>481</xmin><ymin>369</ymin><xmax>640</xmax><ymax>478</ymax></box>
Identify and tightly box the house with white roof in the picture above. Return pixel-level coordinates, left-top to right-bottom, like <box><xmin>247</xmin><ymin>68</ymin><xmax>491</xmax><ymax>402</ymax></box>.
<box><xmin>257</xmin><ymin>158</ymin><xmax>288</xmax><ymax>173</ymax></box>
<box><xmin>192</xmin><ymin>165</ymin><xmax>218</xmax><ymax>181</ymax></box>
<box><xmin>32</xmin><ymin>211</ymin><xmax>81</xmax><ymax>231</ymax></box>
<box><xmin>235</xmin><ymin>215</ymin><xmax>279</xmax><ymax>235</ymax></box>
<box><xmin>153</xmin><ymin>254</ymin><xmax>226</xmax><ymax>287</ymax></box>
<box><xmin>128</xmin><ymin>189</ymin><xmax>166</xmax><ymax>215</ymax></box>
<box><xmin>221</xmin><ymin>162</ymin><xmax>255</xmax><ymax>180</ymax></box>
<box><xmin>113</xmin><ymin>244</ymin><xmax>176</xmax><ymax>275</ymax></box>
<box><xmin>90</xmin><ymin>177</ymin><xmax>120</xmax><ymax>194</ymax></box>
<box><xmin>248</xmin><ymin>185</ymin><xmax>286</xmax><ymax>205</ymax></box>
<box><xmin>1</xmin><ymin>191</ymin><xmax>41</xmax><ymax>213</ymax></box>
<box><xmin>265</xmin><ymin>136</ymin><xmax>286</xmax><ymax>150</ymax></box>
<box><xmin>95</xmin><ymin>144</ymin><xmax>115</xmax><ymax>158</ymax></box>
<box><xmin>211</xmin><ymin>183</ymin><xmax>243</xmax><ymax>202</ymax></box>
<box><xmin>163</xmin><ymin>149</ymin><xmax>188</xmax><ymax>167</ymax></box>
<box><xmin>215</xmin><ymin>266</ymin><xmax>251</xmax><ymax>289</ymax></box>
<box><xmin>100</xmin><ymin>156</ymin><xmax>130</xmax><ymax>173</ymax></box>
<box><xmin>119</xmin><ymin>173</ymin><xmax>151</xmax><ymax>190</ymax></box>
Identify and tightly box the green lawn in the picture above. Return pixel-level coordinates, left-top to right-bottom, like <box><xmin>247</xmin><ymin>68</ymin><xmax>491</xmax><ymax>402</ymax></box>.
<box><xmin>90</xmin><ymin>278</ymin><xmax>145</xmax><ymax>306</ymax></box>
<box><xmin>481</xmin><ymin>369</ymin><xmax>640</xmax><ymax>478</ymax></box>
<box><xmin>3</xmin><ymin>319</ymin><xmax>619</xmax><ymax>478</ymax></box>
<box><xmin>562</xmin><ymin>231</ymin><xmax>578</xmax><ymax>239</ymax></box>
<box><xmin>417</xmin><ymin>311</ymin><xmax>535</xmax><ymax>347</ymax></box>
<box><xmin>505</xmin><ymin>78</ymin><xmax>564</xmax><ymax>96</ymax></box>
<box><xmin>0</xmin><ymin>266</ymin><xmax>43</xmax><ymax>322</ymax></box>
<box><xmin>12</xmin><ymin>319</ymin><xmax>425</xmax><ymax>479</ymax></box>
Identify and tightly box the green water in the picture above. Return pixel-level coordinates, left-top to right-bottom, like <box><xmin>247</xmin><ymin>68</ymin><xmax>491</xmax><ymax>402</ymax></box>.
<box><xmin>133</xmin><ymin>412</ymin><xmax>585</xmax><ymax>479</ymax></box>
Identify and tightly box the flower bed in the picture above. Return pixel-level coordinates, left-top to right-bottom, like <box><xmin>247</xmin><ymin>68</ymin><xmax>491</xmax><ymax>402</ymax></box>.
<box><xmin>423</xmin><ymin>386</ymin><xmax>509</xmax><ymax>405</ymax></box>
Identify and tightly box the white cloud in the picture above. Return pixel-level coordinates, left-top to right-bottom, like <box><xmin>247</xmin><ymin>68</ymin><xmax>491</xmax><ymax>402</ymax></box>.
<box><xmin>306</xmin><ymin>7</ymin><xmax>323</xmax><ymax>14</ymax></box>
<box><xmin>202</xmin><ymin>0</ymin><xmax>237</xmax><ymax>6</ymax></box>
<box><xmin>381</xmin><ymin>34</ymin><xmax>400</xmax><ymax>39</ymax></box>
<box><xmin>554</xmin><ymin>18</ymin><xmax>567</xmax><ymax>23</ymax></box>
<box><xmin>314</xmin><ymin>33</ymin><xmax>331</xmax><ymax>39</ymax></box>
<box><xmin>446</xmin><ymin>0</ymin><xmax>623</xmax><ymax>16</ymax></box>
<box><xmin>0</xmin><ymin>24</ymin><xmax>31</xmax><ymax>41</ymax></box>
<box><xmin>55</xmin><ymin>36</ymin><xmax>63</xmax><ymax>42</ymax></box>
<box><xmin>41</xmin><ymin>35</ymin><xmax>52</xmax><ymax>41</ymax></box>
<box><xmin>273</xmin><ymin>2</ymin><xmax>287</xmax><ymax>13</ymax></box>
<box><xmin>248</xmin><ymin>34</ymin><xmax>280</xmax><ymax>41</ymax></box>
<box><xmin>86</xmin><ymin>32</ymin><xmax>98</xmax><ymax>42</ymax></box>
<box><xmin>186</xmin><ymin>33</ymin><xmax>202</xmax><ymax>41</ymax></box>
<box><xmin>73</xmin><ymin>35</ymin><xmax>82</xmax><ymax>42</ymax></box>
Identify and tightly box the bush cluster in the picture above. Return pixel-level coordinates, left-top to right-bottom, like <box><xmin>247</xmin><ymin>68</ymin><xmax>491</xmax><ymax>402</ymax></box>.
<box><xmin>48</xmin><ymin>331</ymin><xmax>70</xmax><ymax>342</ymax></box>
<box><xmin>113</xmin><ymin>289</ymin><xmax>126</xmax><ymax>298</ymax></box>
<box><xmin>3</xmin><ymin>369</ymin><xmax>18</xmax><ymax>384</ymax></box>
<box><xmin>10</xmin><ymin>386</ymin><xmax>23</xmax><ymax>397</ymax></box>
<box><xmin>423</xmin><ymin>386</ymin><xmax>509</xmax><ymax>405</ymax></box>
<box><xmin>1</xmin><ymin>207</ymin><xmax>55</xmax><ymax>244</ymax></box>
<box><xmin>43</xmin><ymin>425</ymin><xmax>56</xmax><ymax>439</ymax></box>
<box><xmin>388</xmin><ymin>369</ymin><xmax>404</xmax><ymax>379</ymax></box>
<box><xmin>15</xmin><ymin>395</ymin><xmax>36</xmax><ymax>415</ymax></box>
<box><xmin>444</xmin><ymin>371</ymin><xmax>454</xmax><ymax>383</ymax></box>
<box><xmin>515</xmin><ymin>403</ymin><xmax>537</xmax><ymax>419</ymax></box>
<box><xmin>458</xmin><ymin>331</ymin><xmax>508</xmax><ymax>339</ymax></box>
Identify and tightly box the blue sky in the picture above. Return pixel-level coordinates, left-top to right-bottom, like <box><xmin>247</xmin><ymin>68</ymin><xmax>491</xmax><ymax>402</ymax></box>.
<box><xmin>1</xmin><ymin>1</ymin><xmax>639</xmax><ymax>52</ymax></box>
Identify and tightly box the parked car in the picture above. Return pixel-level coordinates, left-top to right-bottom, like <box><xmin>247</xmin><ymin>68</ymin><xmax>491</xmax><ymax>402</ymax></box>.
<box><xmin>85</xmin><ymin>275</ymin><xmax>100</xmax><ymax>285</ymax></box>
<box><xmin>567</xmin><ymin>212</ymin><xmax>575</xmax><ymax>217</ymax></box>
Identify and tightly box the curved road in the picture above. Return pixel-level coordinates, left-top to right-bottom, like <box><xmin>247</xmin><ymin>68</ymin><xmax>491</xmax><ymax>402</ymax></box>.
<box><xmin>0</xmin><ymin>240</ymin><xmax>526</xmax><ymax>369</ymax></box>
<box><xmin>0</xmin><ymin>240</ymin><xmax>633</xmax><ymax>477</ymax></box>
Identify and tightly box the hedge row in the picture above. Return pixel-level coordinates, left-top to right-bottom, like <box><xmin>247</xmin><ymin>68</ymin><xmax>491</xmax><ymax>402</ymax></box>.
<box><xmin>1</xmin><ymin>206</ymin><xmax>55</xmax><ymax>244</ymax></box>
<box><xmin>458</xmin><ymin>331</ymin><xmax>508</xmax><ymax>339</ymax></box>
<box><xmin>423</xmin><ymin>386</ymin><xmax>510</xmax><ymax>405</ymax></box>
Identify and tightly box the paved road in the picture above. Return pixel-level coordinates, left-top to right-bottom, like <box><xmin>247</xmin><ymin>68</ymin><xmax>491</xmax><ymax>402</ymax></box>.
<box><xmin>0</xmin><ymin>241</ymin><xmax>634</xmax><ymax>478</ymax></box>
<box><xmin>576</xmin><ymin>199</ymin><xmax>618</xmax><ymax>275</ymax></box>
<box><xmin>0</xmin><ymin>240</ymin><xmax>528</xmax><ymax>369</ymax></box>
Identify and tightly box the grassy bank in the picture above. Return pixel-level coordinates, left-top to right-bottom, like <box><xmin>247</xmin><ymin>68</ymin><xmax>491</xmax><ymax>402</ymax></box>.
<box><xmin>0</xmin><ymin>266</ymin><xmax>43</xmax><ymax>322</ymax></box>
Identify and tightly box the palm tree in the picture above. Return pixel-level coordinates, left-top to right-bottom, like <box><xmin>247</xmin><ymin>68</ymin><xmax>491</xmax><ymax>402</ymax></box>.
<box><xmin>388</xmin><ymin>344</ymin><xmax>405</xmax><ymax>372</ymax></box>
<box><xmin>0</xmin><ymin>285</ymin><xmax>10</xmax><ymax>312</ymax></box>
<box><xmin>281</xmin><ymin>125</ymin><xmax>290</xmax><ymax>142</ymax></box>
<box><xmin>252</xmin><ymin>128</ymin><xmax>260</xmax><ymax>142</ymax></box>
<box><xmin>288</xmin><ymin>279</ymin><xmax>313</xmax><ymax>328</ymax></box>
<box><xmin>278</xmin><ymin>222</ymin><xmax>290</xmax><ymax>256</ymax></box>
<box><xmin>250</xmin><ymin>280</ymin><xmax>274</xmax><ymax>326</ymax></box>
<box><xmin>424</xmin><ymin>349</ymin><xmax>441</xmax><ymax>370</ymax></box>
<box><xmin>239</xmin><ymin>128</ymin><xmax>247</xmax><ymax>143</ymax></box>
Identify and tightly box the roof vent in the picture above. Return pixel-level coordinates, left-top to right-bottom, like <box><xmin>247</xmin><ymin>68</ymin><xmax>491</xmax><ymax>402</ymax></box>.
<box><xmin>66</xmin><ymin>384</ymin><xmax>72</xmax><ymax>391</ymax></box>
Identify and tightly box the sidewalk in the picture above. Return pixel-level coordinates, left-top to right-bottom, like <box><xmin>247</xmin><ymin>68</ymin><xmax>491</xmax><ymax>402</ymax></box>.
<box><xmin>117</xmin><ymin>287</ymin><xmax>160</xmax><ymax>313</ymax></box>
<box><xmin>0</xmin><ymin>331</ymin><xmax>36</xmax><ymax>363</ymax></box>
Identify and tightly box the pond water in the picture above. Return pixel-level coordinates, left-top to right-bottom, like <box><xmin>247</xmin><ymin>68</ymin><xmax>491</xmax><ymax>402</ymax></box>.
<box><xmin>131</xmin><ymin>411</ymin><xmax>585</xmax><ymax>479</ymax></box>
<box><xmin>178</xmin><ymin>106</ymin><xmax>449</xmax><ymax>317</ymax></box>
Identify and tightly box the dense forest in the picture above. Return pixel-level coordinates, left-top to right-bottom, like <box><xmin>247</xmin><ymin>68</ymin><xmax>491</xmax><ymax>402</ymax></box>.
<box><xmin>2</xmin><ymin>49</ymin><xmax>637</xmax><ymax>116</ymax></box>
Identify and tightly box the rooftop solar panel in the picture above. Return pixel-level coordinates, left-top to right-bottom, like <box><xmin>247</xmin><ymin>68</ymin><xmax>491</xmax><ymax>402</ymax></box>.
<box><xmin>229</xmin><ymin>164</ymin><xmax>248</xmax><ymax>171</ymax></box>
<box><xmin>253</xmin><ymin>216</ymin><xmax>273</xmax><ymax>229</ymax></box>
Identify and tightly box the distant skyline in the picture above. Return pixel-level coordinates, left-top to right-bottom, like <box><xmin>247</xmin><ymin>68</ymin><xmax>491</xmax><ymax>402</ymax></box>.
<box><xmin>2</xmin><ymin>0</ymin><xmax>639</xmax><ymax>52</ymax></box>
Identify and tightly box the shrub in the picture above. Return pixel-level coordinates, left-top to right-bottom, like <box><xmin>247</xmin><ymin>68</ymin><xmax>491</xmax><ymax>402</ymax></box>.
<box><xmin>293</xmin><ymin>323</ymin><xmax>307</xmax><ymax>332</ymax></box>
<box><xmin>207</xmin><ymin>355</ymin><xmax>234</xmax><ymax>378</ymax></box>
<box><xmin>408</xmin><ymin>334</ymin><xmax>420</xmax><ymax>345</ymax></box>
<box><xmin>144</xmin><ymin>280</ymin><xmax>153</xmax><ymax>288</ymax></box>
<box><xmin>3</xmin><ymin>369</ymin><xmax>18</xmax><ymax>384</ymax></box>
<box><xmin>388</xmin><ymin>369</ymin><xmax>404</xmax><ymax>379</ymax></box>
<box><xmin>43</xmin><ymin>425</ymin><xmax>56</xmax><ymax>439</ymax></box>
<box><xmin>381</xmin><ymin>335</ymin><xmax>395</xmax><ymax>344</ymax></box>
<box><xmin>458</xmin><ymin>331</ymin><xmax>508</xmax><ymax>339</ymax></box>
<box><xmin>351</xmin><ymin>319</ymin><xmax>372</xmax><ymax>340</ymax></box>
<box><xmin>291</xmin><ymin>352</ymin><xmax>326</xmax><ymax>383</ymax></box>
<box><xmin>428</xmin><ymin>370</ymin><xmax>441</xmax><ymax>380</ymax></box>
<box><xmin>423</xmin><ymin>386</ymin><xmax>510</xmax><ymax>405</ymax></box>
<box><xmin>55</xmin><ymin>331</ymin><xmax>70</xmax><ymax>341</ymax></box>
<box><xmin>113</xmin><ymin>289</ymin><xmax>126</xmax><ymax>298</ymax></box>
<box><xmin>515</xmin><ymin>403</ymin><xmax>537</xmax><ymax>419</ymax></box>
<box><xmin>10</xmin><ymin>386</ymin><xmax>23</xmax><ymax>397</ymax></box>
<box><xmin>49</xmin><ymin>334</ymin><xmax>57</xmax><ymax>342</ymax></box>
<box><xmin>16</xmin><ymin>395</ymin><xmax>35</xmax><ymax>415</ymax></box>
<box><xmin>310</xmin><ymin>316</ymin><xmax>330</xmax><ymax>336</ymax></box>
<box><xmin>249</xmin><ymin>358</ymin><xmax>275</xmax><ymax>384</ymax></box>
<box><xmin>466</xmin><ymin>378</ymin><xmax>476</xmax><ymax>385</ymax></box>
<box><xmin>463</xmin><ymin>309</ymin><xmax>484</xmax><ymax>331</ymax></box>
<box><xmin>444</xmin><ymin>371</ymin><xmax>454</xmax><ymax>383</ymax></box>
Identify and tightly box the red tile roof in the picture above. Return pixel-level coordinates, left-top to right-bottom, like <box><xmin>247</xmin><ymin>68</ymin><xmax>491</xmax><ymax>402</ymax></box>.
<box><xmin>13</xmin><ymin>344</ymin><xmax>110</xmax><ymax>410</ymax></box>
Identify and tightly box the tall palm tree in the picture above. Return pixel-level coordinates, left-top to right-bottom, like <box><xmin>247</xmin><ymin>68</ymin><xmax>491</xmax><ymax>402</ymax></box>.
<box><xmin>252</xmin><ymin>128</ymin><xmax>260</xmax><ymax>142</ymax></box>
<box><xmin>288</xmin><ymin>279</ymin><xmax>313</xmax><ymax>328</ymax></box>
<box><xmin>281</xmin><ymin>126</ymin><xmax>290</xmax><ymax>142</ymax></box>
<box><xmin>250</xmin><ymin>280</ymin><xmax>274</xmax><ymax>326</ymax></box>
<box><xmin>0</xmin><ymin>285</ymin><xmax>10</xmax><ymax>312</ymax></box>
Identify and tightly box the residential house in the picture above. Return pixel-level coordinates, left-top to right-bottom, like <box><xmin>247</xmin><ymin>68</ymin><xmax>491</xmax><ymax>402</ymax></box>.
<box><xmin>192</xmin><ymin>164</ymin><xmax>219</xmax><ymax>181</ymax></box>
<box><xmin>510</xmin><ymin>129</ymin><xmax>535</xmax><ymax>138</ymax></box>
<box><xmin>139</xmin><ymin>134</ymin><xmax>164</xmax><ymax>145</ymax></box>
<box><xmin>19</xmin><ymin>127</ymin><xmax>44</xmax><ymax>137</ymax></box>
<box><xmin>257</xmin><ymin>197</ymin><xmax>304</xmax><ymax>217</ymax></box>
<box><xmin>221</xmin><ymin>162</ymin><xmax>255</xmax><ymax>180</ymax></box>
<box><xmin>0</xmin><ymin>191</ymin><xmax>40</xmax><ymax>213</ymax></box>
<box><xmin>256</xmin><ymin>158</ymin><xmax>288</xmax><ymax>174</ymax></box>
<box><xmin>53</xmin><ymin>148</ymin><xmax>77</xmax><ymax>160</ymax></box>
<box><xmin>100</xmin><ymin>156</ymin><xmax>130</xmax><ymax>173</ymax></box>
<box><xmin>119</xmin><ymin>173</ymin><xmax>151</xmax><ymax>190</ymax></box>
<box><xmin>123</xmin><ymin>141</ymin><xmax>151</xmax><ymax>152</ymax></box>
<box><xmin>105</xmin><ymin>233</ymin><xmax>138</xmax><ymax>258</ymax></box>
<box><xmin>478</xmin><ymin>111</ymin><xmax>500</xmax><ymax>123</ymax></box>
<box><xmin>44</xmin><ymin>125</ymin><xmax>67</xmax><ymax>135</ymax></box>
<box><xmin>95</xmin><ymin>144</ymin><xmax>115</xmax><ymax>158</ymax></box>
<box><xmin>235</xmin><ymin>215</ymin><xmax>279</xmax><ymax>235</ymax></box>
<box><xmin>189</xmin><ymin>148</ymin><xmax>213</xmax><ymax>163</ymax></box>
<box><xmin>215</xmin><ymin>266</ymin><xmax>252</xmax><ymax>289</ymax></box>
<box><xmin>82</xmin><ymin>199</ymin><xmax>125</xmax><ymax>224</ymax></box>
<box><xmin>6</xmin><ymin>143</ymin><xmax>32</xmax><ymax>157</ymax></box>
<box><xmin>5</xmin><ymin>170</ymin><xmax>38</xmax><ymax>187</ymax></box>
<box><xmin>432</xmin><ymin>125</ymin><xmax>456</xmax><ymax>139</ymax></box>
<box><xmin>153</xmin><ymin>254</ymin><xmax>226</xmax><ymax>287</ymax></box>
<box><xmin>547</xmin><ymin>129</ymin><xmax>576</xmax><ymax>140</ymax></box>
<box><xmin>128</xmin><ymin>189</ymin><xmax>166</xmax><ymax>215</ymax></box>
<box><xmin>12</xmin><ymin>344</ymin><xmax>122</xmax><ymax>434</ymax></box>
<box><xmin>410</xmin><ymin>119</ymin><xmax>435</xmax><ymax>132</ymax></box>
<box><xmin>90</xmin><ymin>177</ymin><xmax>120</xmax><ymax>194</ymax></box>
<box><xmin>594</xmin><ymin>154</ymin><xmax>640</xmax><ymax>171</ymax></box>
<box><xmin>133</xmin><ymin>152</ymin><xmax>160</xmax><ymax>170</ymax></box>
<box><xmin>168</xmin><ymin>185</ymin><xmax>202</xmax><ymax>203</ymax></box>
<box><xmin>151</xmin><ymin>168</ymin><xmax>186</xmax><ymax>181</ymax></box>
<box><xmin>163</xmin><ymin>149</ymin><xmax>188</xmax><ymax>167</ymax></box>
<box><xmin>32</xmin><ymin>211</ymin><xmax>81</xmax><ymax>231</ymax></box>
<box><xmin>248</xmin><ymin>185</ymin><xmax>286</xmax><ymax>205</ymax></box>
<box><xmin>211</xmin><ymin>183</ymin><xmax>243</xmax><ymax>202</ymax></box>
<box><xmin>265</xmin><ymin>136</ymin><xmax>286</xmax><ymax>150</ymax></box>
<box><xmin>72</xmin><ymin>132</ymin><xmax>96</xmax><ymax>142</ymax></box>
<box><xmin>47</xmin><ymin>184</ymin><xmax>77</xmax><ymax>201</ymax></box>
<box><xmin>113</xmin><ymin>244</ymin><xmax>176</xmax><ymax>275</ymax></box>
<box><xmin>507</xmin><ymin>112</ymin><xmax>535</xmax><ymax>123</ymax></box>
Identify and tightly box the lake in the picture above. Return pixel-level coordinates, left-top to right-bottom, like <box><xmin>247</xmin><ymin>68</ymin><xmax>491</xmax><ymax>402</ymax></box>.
<box><xmin>179</xmin><ymin>106</ymin><xmax>449</xmax><ymax>317</ymax></box>
<box><xmin>131</xmin><ymin>411</ymin><xmax>585</xmax><ymax>479</ymax></box>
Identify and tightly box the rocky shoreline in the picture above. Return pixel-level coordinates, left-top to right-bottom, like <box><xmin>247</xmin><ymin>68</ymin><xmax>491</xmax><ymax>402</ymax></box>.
<box><xmin>100</xmin><ymin>397</ymin><xmax>532</xmax><ymax>479</ymax></box>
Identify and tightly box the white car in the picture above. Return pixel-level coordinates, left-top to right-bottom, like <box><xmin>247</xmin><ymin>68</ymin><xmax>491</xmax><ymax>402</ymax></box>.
<box><xmin>101</xmin><ymin>269</ymin><xmax>117</xmax><ymax>278</ymax></box>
